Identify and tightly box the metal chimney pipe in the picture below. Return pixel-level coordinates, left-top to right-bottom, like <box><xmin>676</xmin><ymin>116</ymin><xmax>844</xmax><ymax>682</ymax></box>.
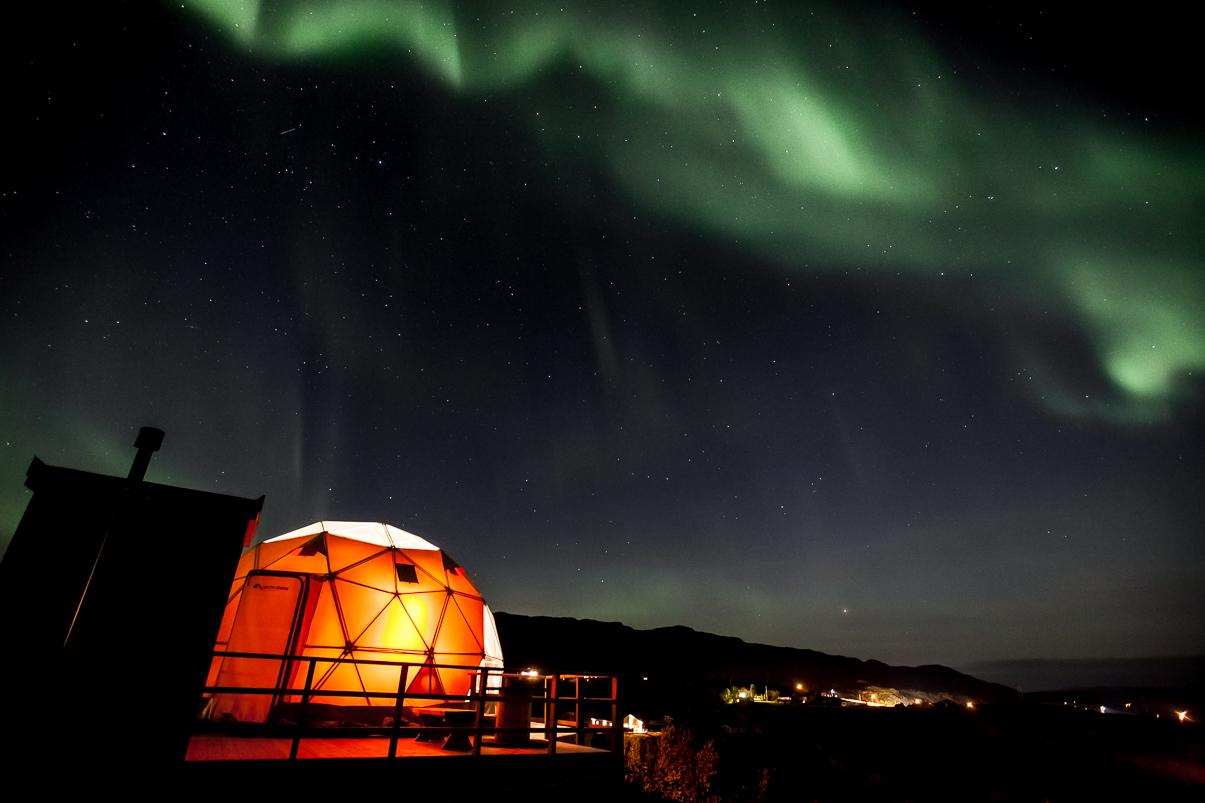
<box><xmin>127</xmin><ymin>426</ymin><xmax>165</xmax><ymax>482</ymax></box>
<box><xmin>67</xmin><ymin>426</ymin><xmax>167</xmax><ymax>646</ymax></box>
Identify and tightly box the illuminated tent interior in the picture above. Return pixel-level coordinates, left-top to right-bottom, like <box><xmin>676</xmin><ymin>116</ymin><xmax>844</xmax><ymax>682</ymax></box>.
<box><xmin>205</xmin><ymin>521</ymin><xmax>503</xmax><ymax>724</ymax></box>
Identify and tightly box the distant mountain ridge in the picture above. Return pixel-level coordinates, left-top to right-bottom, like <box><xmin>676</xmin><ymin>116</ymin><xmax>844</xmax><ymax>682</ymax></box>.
<box><xmin>495</xmin><ymin>612</ymin><xmax>1018</xmax><ymax>704</ymax></box>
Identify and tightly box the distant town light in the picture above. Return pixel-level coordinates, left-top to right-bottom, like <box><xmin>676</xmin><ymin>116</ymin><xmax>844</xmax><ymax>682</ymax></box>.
<box><xmin>1099</xmin><ymin>706</ymin><xmax>1106</xmax><ymax>714</ymax></box>
<box><xmin>1176</xmin><ymin>710</ymin><xmax>1189</xmax><ymax>722</ymax></box>
<box><xmin>914</xmin><ymin>698</ymin><xmax>922</xmax><ymax>705</ymax></box>
<box><xmin>965</xmin><ymin>701</ymin><xmax>975</xmax><ymax>710</ymax></box>
<box><xmin>796</xmin><ymin>683</ymin><xmax>804</xmax><ymax>691</ymax></box>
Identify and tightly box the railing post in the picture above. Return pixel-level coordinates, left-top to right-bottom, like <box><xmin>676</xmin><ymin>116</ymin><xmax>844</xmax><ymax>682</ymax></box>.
<box><xmin>388</xmin><ymin>662</ymin><xmax>410</xmax><ymax>758</ymax></box>
<box><xmin>472</xmin><ymin>667</ymin><xmax>489</xmax><ymax>756</ymax></box>
<box><xmin>546</xmin><ymin>674</ymin><xmax>557</xmax><ymax>755</ymax></box>
<box><xmin>612</xmin><ymin>676</ymin><xmax>622</xmax><ymax>756</ymax></box>
<box><xmin>291</xmin><ymin>658</ymin><xmax>317</xmax><ymax>760</ymax></box>
<box><xmin>575</xmin><ymin>676</ymin><xmax>584</xmax><ymax>747</ymax></box>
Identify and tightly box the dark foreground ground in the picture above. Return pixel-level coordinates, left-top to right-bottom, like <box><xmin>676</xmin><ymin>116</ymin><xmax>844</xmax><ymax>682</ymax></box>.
<box><xmin>16</xmin><ymin>703</ymin><xmax>1198</xmax><ymax>801</ymax></box>
<box><xmin>625</xmin><ymin>702</ymin><xmax>1204</xmax><ymax>802</ymax></box>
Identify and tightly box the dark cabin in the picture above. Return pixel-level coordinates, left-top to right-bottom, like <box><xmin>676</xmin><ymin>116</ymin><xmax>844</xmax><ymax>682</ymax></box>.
<box><xmin>0</xmin><ymin>427</ymin><xmax>262</xmax><ymax>779</ymax></box>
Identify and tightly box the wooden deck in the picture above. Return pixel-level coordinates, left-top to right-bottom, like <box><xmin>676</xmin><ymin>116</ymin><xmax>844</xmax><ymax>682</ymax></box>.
<box><xmin>180</xmin><ymin>732</ymin><xmax>623</xmax><ymax>801</ymax></box>
<box><xmin>186</xmin><ymin>734</ymin><xmax>609</xmax><ymax>761</ymax></box>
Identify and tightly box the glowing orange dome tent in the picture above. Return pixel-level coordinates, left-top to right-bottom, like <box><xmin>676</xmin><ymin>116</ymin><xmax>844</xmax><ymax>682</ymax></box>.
<box><xmin>205</xmin><ymin>521</ymin><xmax>503</xmax><ymax>723</ymax></box>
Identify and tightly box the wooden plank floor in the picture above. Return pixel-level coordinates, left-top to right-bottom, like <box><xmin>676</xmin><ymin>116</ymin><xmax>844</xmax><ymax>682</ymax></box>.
<box><xmin>186</xmin><ymin>734</ymin><xmax>609</xmax><ymax>762</ymax></box>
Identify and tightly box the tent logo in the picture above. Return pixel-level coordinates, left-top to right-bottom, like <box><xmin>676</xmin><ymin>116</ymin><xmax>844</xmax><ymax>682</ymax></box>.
<box><xmin>251</xmin><ymin>582</ymin><xmax>290</xmax><ymax>592</ymax></box>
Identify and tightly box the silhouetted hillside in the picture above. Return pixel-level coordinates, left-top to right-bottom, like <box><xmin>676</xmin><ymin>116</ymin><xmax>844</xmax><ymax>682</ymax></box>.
<box><xmin>495</xmin><ymin>612</ymin><xmax>1017</xmax><ymax>705</ymax></box>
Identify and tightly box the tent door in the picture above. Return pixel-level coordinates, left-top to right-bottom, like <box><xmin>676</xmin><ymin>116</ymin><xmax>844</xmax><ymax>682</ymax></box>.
<box><xmin>204</xmin><ymin>570</ymin><xmax>309</xmax><ymax>723</ymax></box>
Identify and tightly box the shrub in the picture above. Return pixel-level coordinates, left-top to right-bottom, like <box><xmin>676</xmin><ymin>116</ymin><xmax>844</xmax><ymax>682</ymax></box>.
<box><xmin>625</xmin><ymin>718</ymin><xmax>720</xmax><ymax>802</ymax></box>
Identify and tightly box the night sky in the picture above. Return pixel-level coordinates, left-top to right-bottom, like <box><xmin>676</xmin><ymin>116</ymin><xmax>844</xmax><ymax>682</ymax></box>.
<box><xmin>3</xmin><ymin>1</ymin><xmax>1201</xmax><ymax>671</ymax></box>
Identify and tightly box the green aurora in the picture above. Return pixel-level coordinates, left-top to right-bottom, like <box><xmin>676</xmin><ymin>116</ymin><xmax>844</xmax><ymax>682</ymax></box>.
<box><xmin>182</xmin><ymin>0</ymin><xmax>1204</xmax><ymax>423</ymax></box>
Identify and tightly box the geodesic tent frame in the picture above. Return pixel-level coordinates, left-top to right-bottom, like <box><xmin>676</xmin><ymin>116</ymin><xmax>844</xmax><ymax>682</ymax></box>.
<box><xmin>205</xmin><ymin>521</ymin><xmax>503</xmax><ymax>723</ymax></box>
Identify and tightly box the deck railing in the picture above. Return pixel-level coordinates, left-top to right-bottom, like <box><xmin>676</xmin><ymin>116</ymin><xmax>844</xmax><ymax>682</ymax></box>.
<box><xmin>193</xmin><ymin>650</ymin><xmax>622</xmax><ymax>760</ymax></box>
